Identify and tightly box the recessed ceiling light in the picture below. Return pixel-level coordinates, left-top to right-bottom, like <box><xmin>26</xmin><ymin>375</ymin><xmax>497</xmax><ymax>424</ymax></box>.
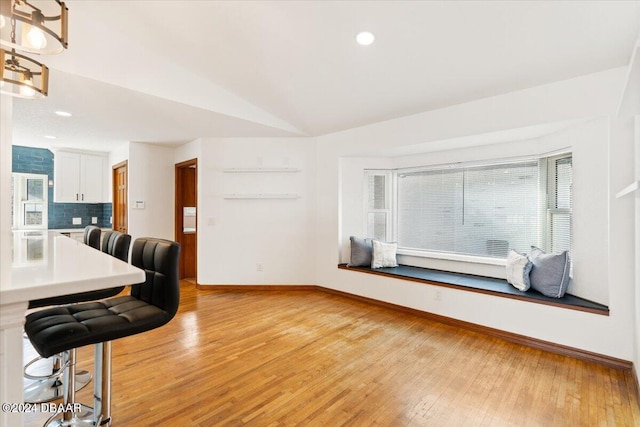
<box><xmin>356</xmin><ymin>31</ymin><xmax>375</xmax><ymax>46</ymax></box>
<box><xmin>55</xmin><ymin>111</ymin><xmax>72</xmax><ymax>117</ymax></box>
<box><xmin>44</xmin><ymin>135</ymin><xmax>57</xmax><ymax>139</ymax></box>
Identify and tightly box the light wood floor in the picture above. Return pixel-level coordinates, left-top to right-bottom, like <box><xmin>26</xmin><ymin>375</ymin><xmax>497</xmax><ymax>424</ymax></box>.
<box><xmin>26</xmin><ymin>282</ymin><xmax>640</xmax><ymax>426</ymax></box>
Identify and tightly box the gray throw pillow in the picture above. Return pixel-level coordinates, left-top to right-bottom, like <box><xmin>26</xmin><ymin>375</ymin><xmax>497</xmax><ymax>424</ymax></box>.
<box><xmin>529</xmin><ymin>246</ymin><xmax>571</xmax><ymax>298</ymax></box>
<box><xmin>347</xmin><ymin>236</ymin><xmax>373</xmax><ymax>267</ymax></box>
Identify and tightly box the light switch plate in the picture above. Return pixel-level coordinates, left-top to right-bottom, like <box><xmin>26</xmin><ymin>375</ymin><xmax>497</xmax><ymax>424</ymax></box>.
<box><xmin>72</xmin><ymin>217</ymin><xmax>81</xmax><ymax>225</ymax></box>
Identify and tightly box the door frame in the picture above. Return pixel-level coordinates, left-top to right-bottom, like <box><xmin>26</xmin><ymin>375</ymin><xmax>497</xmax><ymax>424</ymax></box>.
<box><xmin>112</xmin><ymin>160</ymin><xmax>128</xmax><ymax>234</ymax></box>
<box><xmin>175</xmin><ymin>158</ymin><xmax>198</xmax><ymax>280</ymax></box>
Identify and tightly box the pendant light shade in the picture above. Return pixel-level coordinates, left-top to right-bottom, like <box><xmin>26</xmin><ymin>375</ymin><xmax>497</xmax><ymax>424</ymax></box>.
<box><xmin>0</xmin><ymin>0</ymin><xmax>68</xmax><ymax>55</ymax></box>
<box><xmin>0</xmin><ymin>48</ymin><xmax>48</xmax><ymax>99</ymax></box>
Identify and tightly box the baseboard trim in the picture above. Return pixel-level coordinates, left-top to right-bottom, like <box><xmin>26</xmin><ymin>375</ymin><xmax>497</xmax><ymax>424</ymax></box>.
<box><xmin>196</xmin><ymin>283</ymin><xmax>633</xmax><ymax>371</ymax></box>
<box><xmin>196</xmin><ymin>284</ymin><xmax>316</xmax><ymax>292</ymax></box>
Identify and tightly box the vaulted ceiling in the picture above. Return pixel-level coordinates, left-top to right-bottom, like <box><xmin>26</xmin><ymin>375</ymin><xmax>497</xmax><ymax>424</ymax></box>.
<box><xmin>11</xmin><ymin>0</ymin><xmax>640</xmax><ymax>151</ymax></box>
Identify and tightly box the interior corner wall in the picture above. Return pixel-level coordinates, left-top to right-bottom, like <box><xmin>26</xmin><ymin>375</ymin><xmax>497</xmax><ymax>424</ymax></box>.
<box><xmin>127</xmin><ymin>142</ymin><xmax>175</xmax><ymax>242</ymax></box>
<box><xmin>194</xmin><ymin>137</ymin><xmax>317</xmax><ymax>286</ymax></box>
<box><xmin>315</xmin><ymin>66</ymin><xmax>636</xmax><ymax>361</ymax></box>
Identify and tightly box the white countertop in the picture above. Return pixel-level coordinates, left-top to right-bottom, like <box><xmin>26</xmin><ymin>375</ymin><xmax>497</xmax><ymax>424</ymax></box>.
<box><xmin>0</xmin><ymin>230</ymin><xmax>144</xmax><ymax>305</ymax></box>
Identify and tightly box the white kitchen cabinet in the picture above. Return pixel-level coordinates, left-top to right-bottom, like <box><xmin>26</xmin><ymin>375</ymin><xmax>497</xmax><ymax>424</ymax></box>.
<box><xmin>54</xmin><ymin>151</ymin><xmax>107</xmax><ymax>203</ymax></box>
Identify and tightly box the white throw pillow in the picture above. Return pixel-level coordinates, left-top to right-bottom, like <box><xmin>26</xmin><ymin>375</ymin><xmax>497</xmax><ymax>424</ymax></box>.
<box><xmin>371</xmin><ymin>240</ymin><xmax>398</xmax><ymax>269</ymax></box>
<box><xmin>505</xmin><ymin>249</ymin><xmax>532</xmax><ymax>291</ymax></box>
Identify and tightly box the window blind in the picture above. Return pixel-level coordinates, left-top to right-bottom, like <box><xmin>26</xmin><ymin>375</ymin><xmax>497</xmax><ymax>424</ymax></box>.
<box><xmin>397</xmin><ymin>161</ymin><xmax>541</xmax><ymax>258</ymax></box>
<box><xmin>549</xmin><ymin>156</ymin><xmax>572</xmax><ymax>253</ymax></box>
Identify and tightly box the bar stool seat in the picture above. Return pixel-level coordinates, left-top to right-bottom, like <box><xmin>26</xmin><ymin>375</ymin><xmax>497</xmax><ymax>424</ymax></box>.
<box><xmin>24</xmin><ymin>237</ymin><xmax>180</xmax><ymax>427</ymax></box>
<box><xmin>26</xmin><ymin>295</ymin><xmax>170</xmax><ymax>357</ymax></box>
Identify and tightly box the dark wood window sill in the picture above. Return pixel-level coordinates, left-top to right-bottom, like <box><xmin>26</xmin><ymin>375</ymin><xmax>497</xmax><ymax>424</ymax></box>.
<box><xmin>337</xmin><ymin>264</ymin><xmax>609</xmax><ymax>316</ymax></box>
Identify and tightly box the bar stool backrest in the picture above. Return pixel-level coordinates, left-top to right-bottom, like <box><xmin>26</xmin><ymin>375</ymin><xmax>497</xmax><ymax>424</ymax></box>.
<box><xmin>83</xmin><ymin>226</ymin><xmax>101</xmax><ymax>249</ymax></box>
<box><xmin>101</xmin><ymin>231</ymin><xmax>131</xmax><ymax>262</ymax></box>
<box><xmin>129</xmin><ymin>238</ymin><xmax>181</xmax><ymax>319</ymax></box>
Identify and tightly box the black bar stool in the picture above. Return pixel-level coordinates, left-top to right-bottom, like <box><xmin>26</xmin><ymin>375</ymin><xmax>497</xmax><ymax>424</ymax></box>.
<box><xmin>24</xmin><ymin>231</ymin><xmax>132</xmax><ymax>404</ymax></box>
<box><xmin>24</xmin><ymin>237</ymin><xmax>180</xmax><ymax>427</ymax></box>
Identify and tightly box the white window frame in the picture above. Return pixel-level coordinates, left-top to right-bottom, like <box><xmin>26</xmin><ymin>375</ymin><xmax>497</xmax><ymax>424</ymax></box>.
<box><xmin>546</xmin><ymin>153</ymin><xmax>573</xmax><ymax>255</ymax></box>
<box><xmin>364</xmin><ymin>152</ymin><xmax>572</xmax><ymax>266</ymax></box>
<box><xmin>12</xmin><ymin>173</ymin><xmax>48</xmax><ymax>230</ymax></box>
<box><xmin>363</xmin><ymin>170</ymin><xmax>393</xmax><ymax>241</ymax></box>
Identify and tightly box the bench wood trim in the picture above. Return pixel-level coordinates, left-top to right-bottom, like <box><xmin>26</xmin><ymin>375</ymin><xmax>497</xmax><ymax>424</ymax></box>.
<box><xmin>337</xmin><ymin>264</ymin><xmax>609</xmax><ymax>316</ymax></box>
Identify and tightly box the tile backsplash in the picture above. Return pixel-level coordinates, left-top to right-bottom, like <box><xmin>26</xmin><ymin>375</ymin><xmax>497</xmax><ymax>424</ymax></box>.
<box><xmin>12</xmin><ymin>145</ymin><xmax>112</xmax><ymax>229</ymax></box>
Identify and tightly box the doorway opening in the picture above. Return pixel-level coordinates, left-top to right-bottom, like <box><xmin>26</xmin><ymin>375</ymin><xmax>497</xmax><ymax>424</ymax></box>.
<box><xmin>175</xmin><ymin>159</ymin><xmax>197</xmax><ymax>282</ymax></box>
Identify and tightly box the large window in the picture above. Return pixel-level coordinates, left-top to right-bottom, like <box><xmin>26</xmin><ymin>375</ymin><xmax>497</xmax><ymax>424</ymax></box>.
<box><xmin>12</xmin><ymin>173</ymin><xmax>48</xmax><ymax>230</ymax></box>
<box><xmin>365</xmin><ymin>153</ymin><xmax>572</xmax><ymax>261</ymax></box>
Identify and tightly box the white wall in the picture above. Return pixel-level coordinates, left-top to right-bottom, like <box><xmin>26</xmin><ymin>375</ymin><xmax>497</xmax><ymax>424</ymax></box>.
<box><xmin>184</xmin><ymin>137</ymin><xmax>317</xmax><ymax>285</ymax></box>
<box><xmin>127</xmin><ymin>142</ymin><xmax>175</xmax><ymax>241</ymax></box>
<box><xmin>1</xmin><ymin>95</ymin><xmax>12</xmax><ymax>234</ymax></box>
<box><xmin>315</xmin><ymin>67</ymin><xmax>636</xmax><ymax>361</ymax></box>
<box><xmin>174</xmin><ymin>138</ymin><xmax>201</xmax><ymax>166</ymax></box>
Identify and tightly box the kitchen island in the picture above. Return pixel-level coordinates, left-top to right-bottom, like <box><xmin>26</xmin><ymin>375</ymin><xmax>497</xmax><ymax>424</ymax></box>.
<box><xmin>0</xmin><ymin>230</ymin><xmax>144</xmax><ymax>427</ymax></box>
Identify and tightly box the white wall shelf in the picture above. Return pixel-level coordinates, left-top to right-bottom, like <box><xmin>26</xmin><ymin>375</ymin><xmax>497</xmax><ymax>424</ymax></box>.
<box><xmin>616</xmin><ymin>181</ymin><xmax>640</xmax><ymax>199</ymax></box>
<box><xmin>223</xmin><ymin>193</ymin><xmax>300</xmax><ymax>200</ymax></box>
<box><xmin>222</xmin><ymin>167</ymin><xmax>300</xmax><ymax>173</ymax></box>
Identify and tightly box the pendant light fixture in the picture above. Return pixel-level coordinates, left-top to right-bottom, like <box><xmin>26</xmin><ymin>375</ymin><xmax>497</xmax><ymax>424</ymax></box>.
<box><xmin>0</xmin><ymin>0</ymin><xmax>68</xmax><ymax>55</ymax></box>
<box><xmin>0</xmin><ymin>0</ymin><xmax>68</xmax><ymax>100</ymax></box>
<box><xmin>0</xmin><ymin>48</ymin><xmax>48</xmax><ymax>98</ymax></box>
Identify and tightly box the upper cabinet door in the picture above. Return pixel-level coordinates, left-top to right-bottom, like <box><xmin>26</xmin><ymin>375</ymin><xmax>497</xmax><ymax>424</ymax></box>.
<box><xmin>80</xmin><ymin>154</ymin><xmax>105</xmax><ymax>203</ymax></box>
<box><xmin>54</xmin><ymin>151</ymin><xmax>81</xmax><ymax>202</ymax></box>
<box><xmin>54</xmin><ymin>151</ymin><xmax>106</xmax><ymax>203</ymax></box>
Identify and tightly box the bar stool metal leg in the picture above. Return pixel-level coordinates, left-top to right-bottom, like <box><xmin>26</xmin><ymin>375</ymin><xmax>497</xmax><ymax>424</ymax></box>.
<box><xmin>93</xmin><ymin>342</ymin><xmax>112</xmax><ymax>427</ymax></box>
<box><xmin>43</xmin><ymin>349</ymin><xmax>95</xmax><ymax>427</ymax></box>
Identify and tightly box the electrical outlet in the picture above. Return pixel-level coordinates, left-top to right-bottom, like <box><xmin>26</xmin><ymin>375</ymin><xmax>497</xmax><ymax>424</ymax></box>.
<box><xmin>91</xmin><ymin>217</ymin><xmax>98</xmax><ymax>224</ymax></box>
<box><xmin>256</xmin><ymin>263</ymin><xmax>263</xmax><ymax>272</ymax></box>
<box><xmin>72</xmin><ymin>217</ymin><xmax>81</xmax><ymax>225</ymax></box>
<box><xmin>435</xmin><ymin>290</ymin><xmax>442</xmax><ymax>301</ymax></box>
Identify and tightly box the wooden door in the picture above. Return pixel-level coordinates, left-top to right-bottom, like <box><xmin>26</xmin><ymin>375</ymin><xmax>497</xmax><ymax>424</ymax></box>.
<box><xmin>112</xmin><ymin>161</ymin><xmax>128</xmax><ymax>233</ymax></box>
<box><xmin>175</xmin><ymin>159</ymin><xmax>197</xmax><ymax>280</ymax></box>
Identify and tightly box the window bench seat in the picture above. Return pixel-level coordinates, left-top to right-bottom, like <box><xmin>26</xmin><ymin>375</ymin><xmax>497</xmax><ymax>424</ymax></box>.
<box><xmin>337</xmin><ymin>263</ymin><xmax>608</xmax><ymax>316</ymax></box>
